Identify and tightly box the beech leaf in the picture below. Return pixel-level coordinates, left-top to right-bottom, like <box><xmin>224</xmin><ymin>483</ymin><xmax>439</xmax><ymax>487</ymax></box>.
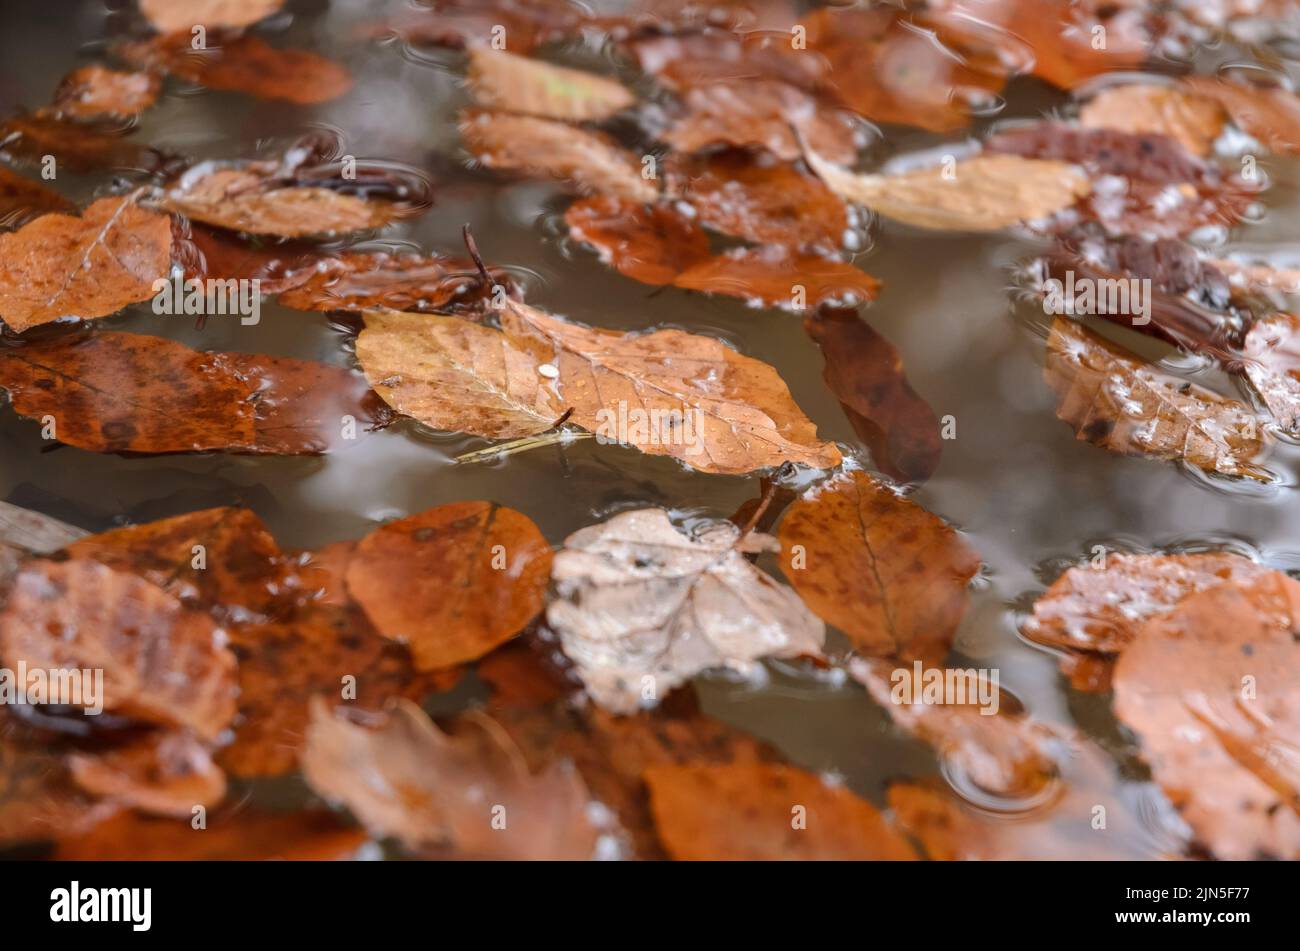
<box><xmin>466</xmin><ymin>47</ymin><xmax>635</xmax><ymax>121</ymax></box>
<box><xmin>1079</xmin><ymin>83</ymin><xmax>1225</xmax><ymax>157</ymax></box>
<box><xmin>49</xmin><ymin>65</ymin><xmax>161</xmax><ymax>121</ymax></box>
<box><xmin>0</xmin><ymin>166</ymin><xmax>73</xmax><ymax>229</ymax></box>
<box><xmin>138</xmin><ymin>0</ymin><xmax>285</xmax><ymax>33</ymax></box>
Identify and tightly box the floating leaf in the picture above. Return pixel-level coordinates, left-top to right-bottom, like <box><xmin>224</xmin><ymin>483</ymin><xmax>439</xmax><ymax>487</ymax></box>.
<box><xmin>0</xmin><ymin>166</ymin><xmax>72</xmax><ymax>229</ymax></box>
<box><xmin>1079</xmin><ymin>83</ymin><xmax>1225</xmax><ymax>156</ymax></box>
<box><xmin>0</xmin><ymin>196</ymin><xmax>171</xmax><ymax>332</ymax></box>
<box><xmin>370</xmin><ymin>0</ymin><xmax>586</xmax><ymax>54</ymax></box>
<box><xmin>0</xmin><ymin>722</ymin><xmax>117</xmax><ymax>848</ymax></box>
<box><xmin>138</xmin><ymin>0</ymin><xmax>285</xmax><ymax>33</ymax></box>
<box><xmin>1044</xmin><ymin>317</ymin><xmax>1268</xmax><ymax>478</ymax></box>
<box><xmin>302</xmin><ymin>698</ymin><xmax>599</xmax><ymax>859</ymax></box>
<box><xmin>645</xmin><ymin>763</ymin><xmax>917</xmax><ymax>860</ymax></box>
<box><xmin>49</xmin><ymin>65</ymin><xmax>161</xmax><ymax>121</ymax></box>
<box><xmin>118</xmin><ymin>31</ymin><xmax>352</xmax><ymax>105</ymax></box>
<box><xmin>0</xmin><ymin>113</ymin><xmax>162</xmax><ymax>172</ymax></box>
<box><xmin>1113</xmin><ymin>570</ymin><xmax>1300</xmax><ymax>859</ymax></box>
<box><xmin>466</xmin><ymin>47</ymin><xmax>635</xmax><ymax>121</ymax></box>
<box><xmin>171</xmin><ymin>220</ymin><xmax>324</xmax><ymax>294</ymax></box>
<box><xmin>276</xmin><ymin>249</ymin><xmax>513</xmax><ymax>314</ymax></box>
<box><xmin>460</xmin><ymin>110</ymin><xmax>658</xmax><ymax>202</ymax></box>
<box><xmin>344</xmin><ymin>501</ymin><xmax>553</xmax><ymax>672</ymax></box>
<box><xmin>675</xmin><ymin>246</ymin><xmax>880</xmax><ymax>310</ymax></box>
<box><xmin>1243</xmin><ymin>312</ymin><xmax>1300</xmax><ymax>432</ymax></box>
<box><xmin>564</xmin><ymin>196</ymin><xmax>710</xmax><ymax>286</ymax></box>
<box><xmin>805</xmin><ymin>149</ymin><xmax>1090</xmax><ymax>232</ymax></box>
<box><xmin>778</xmin><ymin>470</ymin><xmax>979</xmax><ymax>664</ymax></box>
<box><xmin>67</xmin><ymin>731</ymin><xmax>226</xmax><ymax>819</ymax></box>
<box><xmin>803</xmin><ymin>308</ymin><xmax>940</xmax><ymax>482</ymax></box>
<box><xmin>548</xmin><ymin>508</ymin><xmax>824</xmax><ymax>713</ymax></box>
<box><xmin>1182</xmin><ymin>75</ymin><xmax>1300</xmax><ymax>155</ymax></box>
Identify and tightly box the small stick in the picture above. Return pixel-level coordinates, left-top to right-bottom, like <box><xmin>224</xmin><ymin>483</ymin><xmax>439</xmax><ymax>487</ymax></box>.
<box><xmin>461</xmin><ymin>223</ymin><xmax>494</xmax><ymax>286</ymax></box>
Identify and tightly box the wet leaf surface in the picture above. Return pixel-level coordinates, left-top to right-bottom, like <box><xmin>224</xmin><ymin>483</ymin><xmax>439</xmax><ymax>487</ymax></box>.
<box><xmin>0</xmin><ymin>112</ymin><xmax>162</xmax><ymax>172</ymax></box>
<box><xmin>48</xmin><ymin>66</ymin><xmax>161</xmax><ymax>121</ymax></box>
<box><xmin>138</xmin><ymin>0</ymin><xmax>285</xmax><ymax>34</ymax></box>
<box><xmin>67</xmin><ymin>730</ymin><xmax>226</xmax><ymax>819</ymax></box>
<box><xmin>276</xmin><ymin>249</ymin><xmax>513</xmax><ymax>314</ymax></box>
<box><xmin>466</xmin><ymin>47</ymin><xmax>635</xmax><ymax>121</ymax></box>
<box><xmin>1182</xmin><ymin>75</ymin><xmax>1300</xmax><ymax>155</ymax></box>
<box><xmin>564</xmin><ymin>196</ymin><xmax>711</xmax><ymax>286</ymax></box>
<box><xmin>1079</xmin><ymin>83</ymin><xmax>1226</xmax><ymax>157</ymax></box>
<box><xmin>0</xmin><ymin>166</ymin><xmax>73</xmax><ymax>229</ymax></box>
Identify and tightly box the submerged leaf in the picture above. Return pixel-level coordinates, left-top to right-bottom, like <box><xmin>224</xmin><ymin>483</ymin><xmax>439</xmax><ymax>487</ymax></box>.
<box><xmin>548</xmin><ymin>508</ymin><xmax>824</xmax><ymax>713</ymax></box>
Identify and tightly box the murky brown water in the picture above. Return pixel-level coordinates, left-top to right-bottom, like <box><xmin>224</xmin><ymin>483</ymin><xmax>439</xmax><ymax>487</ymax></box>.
<box><xmin>4</xmin><ymin>1</ymin><xmax>1300</xmax><ymax>856</ymax></box>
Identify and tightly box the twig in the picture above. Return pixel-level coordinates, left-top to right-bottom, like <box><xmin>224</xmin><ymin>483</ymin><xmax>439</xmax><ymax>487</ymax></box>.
<box><xmin>461</xmin><ymin>222</ymin><xmax>493</xmax><ymax>287</ymax></box>
<box><xmin>455</xmin><ymin>430</ymin><xmax>592</xmax><ymax>465</ymax></box>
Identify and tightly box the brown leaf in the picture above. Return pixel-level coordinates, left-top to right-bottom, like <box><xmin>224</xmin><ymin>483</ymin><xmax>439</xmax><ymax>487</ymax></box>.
<box><xmin>276</xmin><ymin>249</ymin><xmax>513</xmax><ymax>315</ymax></box>
<box><xmin>662</xmin><ymin>80</ymin><xmax>859</xmax><ymax>164</ymax></box>
<box><xmin>67</xmin><ymin>730</ymin><xmax>226</xmax><ymax>819</ymax></box>
<box><xmin>0</xmin><ymin>721</ymin><xmax>117</xmax><ymax>848</ymax></box>
<box><xmin>1044</xmin><ymin>317</ymin><xmax>1268</xmax><ymax>479</ymax></box>
<box><xmin>138</xmin><ymin>0</ymin><xmax>284</xmax><ymax>33</ymax></box>
<box><xmin>0</xmin><ymin>559</ymin><xmax>238</xmax><ymax>739</ymax></box>
<box><xmin>778</xmin><ymin>470</ymin><xmax>980</xmax><ymax>665</ymax></box>
<box><xmin>624</xmin><ymin>28</ymin><xmax>823</xmax><ymax>94</ymax></box>
<box><xmin>117</xmin><ymin>31</ymin><xmax>352</xmax><ymax>105</ymax></box>
<box><xmin>1242</xmin><ymin>312</ymin><xmax>1300</xmax><ymax>433</ymax></box>
<box><xmin>0</xmin><ymin>196</ymin><xmax>171</xmax><ymax>332</ymax></box>
<box><xmin>675</xmin><ymin>246</ymin><xmax>879</xmax><ymax>310</ymax></box>
<box><xmin>0</xmin><ymin>166</ymin><xmax>73</xmax><ymax>229</ymax></box>
<box><xmin>162</xmin><ymin>162</ymin><xmax>407</xmax><ymax>238</ymax></box>
<box><xmin>357</xmin><ymin>302</ymin><xmax>843</xmax><ymax>473</ymax></box>
<box><xmin>804</xmin><ymin>308</ymin><xmax>940</xmax><ymax>483</ymax></box>
<box><xmin>466</xmin><ymin>47</ymin><xmax>635</xmax><ymax>121</ymax></box>
<box><xmin>1079</xmin><ymin>83</ymin><xmax>1226</xmax><ymax>156</ymax></box>
<box><xmin>645</xmin><ymin>763</ymin><xmax>917</xmax><ymax>860</ymax></box>
<box><xmin>565</xmin><ymin>196</ymin><xmax>710</xmax><ymax>286</ymax></box>
<box><xmin>1182</xmin><ymin>76</ymin><xmax>1300</xmax><ymax>155</ymax></box>
<box><xmin>171</xmin><ymin>220</ymin><xmax>324</xmax><ymax>294</ymax></box>
<box><xmin>55</xmin><ymin>808</ymin><xmax>366</xmax><ymax>860</ymax></box>
<box><xmin>0</xmin><ymin>332</ymin><xmax>383</xmax><ymax>455</ymax></box>
<box><xmin>460</xmin><ymin>110</ymin><xmax>658</xmax><ymax>203</ymax></box>
<box><xmin>547</xmin><ymin>508</ymin><xmax>824</xmax><ymax>713</ymax></box>
<box><xmin>370</xmin><ymin>0</ymin><xmax>586</xmax><ymax>55</ymax></box>
<box><xmin>666</xmin><ymin>150</ymin><xmax>850</xmax><ymax>251</ymax></box>
<box><xmin>805</xmin><ymin>149</ymin><xmax>1090</xmax><ymax>232</ymax></box>
<box><xmin>49</xmin><ymin>66</ymin><xmax>161</xmax><ymax>121</ymax></box>
<box><xmin>0</xmin><ymin>113</ymin><xmax>160</xmax><ymax>172</ymax></box>
<box><xmin>344</xmin><ymin>501</ymin><xmax>553</xmax><ymax>672</ymax></box>
<box><xmin>1113</xmin><ymin>570</ymin><xmax>1300</xmax><ymax>859</ymax></box>
<box><xmin>302</xmin><ymin>698</ymin><xmax>599</xmax><ymax>859</ymax></box>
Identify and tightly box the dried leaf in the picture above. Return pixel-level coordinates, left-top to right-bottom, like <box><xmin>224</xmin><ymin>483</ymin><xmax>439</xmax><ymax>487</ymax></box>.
<box><xmin>804</xmin><ymin>308</ymin><xmax>940</xmax><ymax>483</ymax></box>
<box><xmin>171</xmin><ymin>220</ymin><xmax>324</xmax><ymax>294</ymax></box>
<box><xmin>358</xmin><ymin>302</ymin><xmax>843</xmax><ymax>473</ymax></box>
<box><xmin>1243</xmin><ymin>312</ymin><xmax>1300</xmax><ymax>432</ymax></box>
<box><xmin>1114</xmin><ymin>570</ymin><xmax>1300</xmax><ymax>859</ymax></box>
<box><xmin>162</xmin><ymin>162</ymin><xmax>406</xmax><ymax>238</ymax></box>
<box><xmin>1044</xmin><ymin>317</ymin><xmax>1268</xmax><ymax>479</ymax></box>
<box><xmin>0</xmin><ymin>113</ymin><xmax>161</xmax><ymax>172</ymax></box>
<box><xmin>466</xmin><ymin>47</ymin><xmax>635</xmax><ymax>121</ymax></box>
<box><xmin>645</xmin><ymin>763</ymin><xmax>917</xmax><ymax>860</ymax></box>
<box><xmin>565</xmin><ymin>196</ymin><xmax>710</xmax><ymax>286</ymax></box>
<box><xmin>805</xmin><ymin>149</ymin><xmax>1090</xmax><ymax>232</ymax></box>
<box><xmin>666</xmin><ymin>150</ymin><xmax>850</xmax><ymax>251</ymax></box>
<box><xmin>0</xmin><ymin>500</ymin><xmax>86</xmax><ymax>553</ymax></box>
<box><xmin>0</xmin><ymin>166</ymin><xmax>73</xmax><ymax>229</ymax></box>
<box><xmin>345</xmin><ymin>501</ymin><xmax>553</xmax><ymax>672</ymax></box>
<box><xmin>55</xmin><ymin>809</ymin><xmax>366</xmax><ymax>860</ymax></box>
<box><xmin>371</xmin><ymin>0</ymin><xmax>586</xmax><ymax>55</ymax></box>
<box><xmin>138</xmin><ymin>0</ymin><xmax>285</xmax><ymax>33</ymax></box>
<box><xmin>548</xmin><ymin>508</ymin><xmax>824</xmax><ymax>713</ymax></box>
<box><xmin>778</xmin><ymin>470</ymin><xmax>980</xmax><ymax>665</ymax></box>
<box><xmin>0</xmin><ymin>559</ymin><xmax>237</xmax><ymax>739</ymax></box>
<box><xmin>49</xmin><ymin>65</ymin><xmax>161</xmax><ymax>121</ymax></box>
<box><xmin>1212</xmin><ymin>258</ymin><xmax>1300</xmax><ymax>295</ymax></box>
<box><xmin>117</xmin><ymin>31</ymin><xmax>352</xmax><ymax>105</ymax></box>
<box><xmin>276</xmin><ymin>249</ymin><xmax>512</xmax><ymax>314</ymax></box>
<box><xmin>302</xmin><ymin>698</ymin><xmax>599</xmax><ymax>859</ymax></box>
<box><xmin>0</xmin><ymin>196</ymin><xmax>171</xmax><ymax>332</ymax></box>
<box><xmin>0</xmin><ymin>723</ymin><xmax>117</xmax><ymax>847</ymax></box>
<box><xmin>0</xmin><ymin>332</ymin><xmax>384</xmax><ymax>455</ymax></box>
<box><xmin>67</xmin><ymin>731</ymin><xmax>226</xmax><ymax>819</ymax></box>
<box><xmin>675</xmin><ymin>246</ymin><xmax>879</xmax><ymax>310</ymax></box>
<box><xmin>460</xmin><ymin>110</ymin><xmax>658</xmax><ymax>203</ymax></box>
<box><xmin>1182</xmin><ymin>76</ymin><xmax>1300</xmax><ymax>155</ymax></box>
<box><xmin>1079</xmin><ymin>83</ymin><xmax>1226</xmax><ymax>156</ymax></box>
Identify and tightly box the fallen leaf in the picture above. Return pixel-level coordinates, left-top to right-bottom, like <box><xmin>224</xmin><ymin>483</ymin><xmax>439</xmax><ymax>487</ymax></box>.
<box><xmin>171</xmin><ymin>220</ymin><xmax>324</xmax><ymax>294</ymax></box>
<box><xmin>1044</xmin><ymin>317</ymin><xmax>1268</xmax><ymax>479</ymax></box>
<box><xmin>1242</xmin><ymin>312</ymin><xmax>1300</xmax><ymax>432</ymax></box>
<box><xmin>0</xmin><ymin>113</ymin><xmax>162</xmax><ymax>172</ymax></box>
<box><xmin>675</xmin><ymin>246</ymin><xmax>880</xmax><ymax>310</ymax></box>
<box><xmin>661</xmin><ymin>80</ymin><xmax>859</xmax><ymax>164</ymax></box>
<box><xmin>357</xmin><ymin>302</ymin><xmax>843</xmax><ymax>473</ymax></box>
<box><xmin>1113</xmin><ymin>570</ymin><xmax>1300</xmax><ymax>859</ymax></box>
<box><xmin>0</xmin><ymin>166</ymin><xmax>73</xmax><ymax>229</ymax></box>
<box><xmin>344</xmin><ymin>501</ymin><xmax>553</xmax><ymax>672</ymax></box>
<box><xmin>624</xmin><ymin>28</ymin><xmax>823</xmax><ymax>94</ymax></box>
<box><xmin>0</xmin><ymin>720</ymin><xmax>117</xmax><ymax>847</ymax></box>
<box><xmin>460</xmin><ymin>110</ymin><xmax>658</xmax><ymax>203</ymax></box>
<box><xmin>0</xmin><ymin>500</ymin><xmax>86</xmax><ymax>553</ymax></box>
<box><xmin>138</xmin><ymin>0</ymin><xmax>285</xmax><ymax>33</ymax></box>
<box><xmin>778</xmin><ymin>470</ymin><xmax>979</xmax><ymax>664</ymax></box>
<box><xmin>302</xmin><ymin>698</ymin><xmax>599</xmax><ymax>859</ymax></box>
<box><xmin>805</xmin><ymin>149</ymin><xmax>1090</xmax><ymax>232</ymax></box>
<box><xmin>548</xmin><ymin>508</ymin><xmax>824</xmax><ymax>713</ymax></box>
<box><xmin>803</xmin><ymin>308</ymin><xmax>941</xmax><ymax>483</ymax></box>
<box><xmin>565</xmin><ymin>196</ymin><xmax>710</xmax><ymax>286</ymax></box>
<box><xmin>466</xmin><ymin>47</ymin><xmax>635</xmax><ymax>121</ymax></box>
<box><xmin>370</xmin><ymin>0</ymin><xmax>586</xmax><ymax>55</ymax></box>
<box><xmin>851</xmin><ymin>657</ymin><xmax>1061</xmax><ymax>800</ymax></box>
<box><xmin>645</xmin><ymin>763</ymin><xmax>916</xmax><ymax>860</ymax></box>
<box><xmin>276</xmin><ymin>249</ymin><xmax>514</xmax><ymax>315</ymax></box>
<box><xmin>67</xmin><ymin>730</ymin><xmax>226</xmax><ymax>819</ymax></box>
<box><xmin>162</xmin><ymin>161</ymin><xmax>408</xmax><ymax>238</ymax></box>
<box><xmin>1212</xmin><ymin>257</ymin><xmax>1300</xmax><ymax>295</ymax></box>
<box><xmin>1079</xmin><ymin>83</ymin><xmax>1226</xmax><ymax>156</ymax></box>
<box><xmin>0</xmin><ymin>332</ymin><xmax>385</xmax><ymax>455</ymax></box>
<box><xmin>117</xmin><ymin>31</ymin><xmax>352</xmax><ymax>105</ymax></box>
<box><xmin>55</xmin><ymin>808</ymin><xmax>366</xmax><ymax>860</ymax></box>
<box><xmin>0</xmin><ymin>196</ymin><xmax>171</xmax><ymax>332</ymax></box>
<box><xmin>666</xmin><ymin>150</ymin><xmax>851</xmax><ymax>251</ymax></box>
<box><xmin>0</xmin><ymin>559</ymin><xmax>237</xmax><ymax>739</ymax></box>
<box><xmin>48</xmin><ymin>65</ymin><xmax>161</xmax><ymax>120</ymax></box>
<box><xmin>1182</xmin><ymin>75</ymin><xmax>1300</xmax><ymax>155</ymax></box>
